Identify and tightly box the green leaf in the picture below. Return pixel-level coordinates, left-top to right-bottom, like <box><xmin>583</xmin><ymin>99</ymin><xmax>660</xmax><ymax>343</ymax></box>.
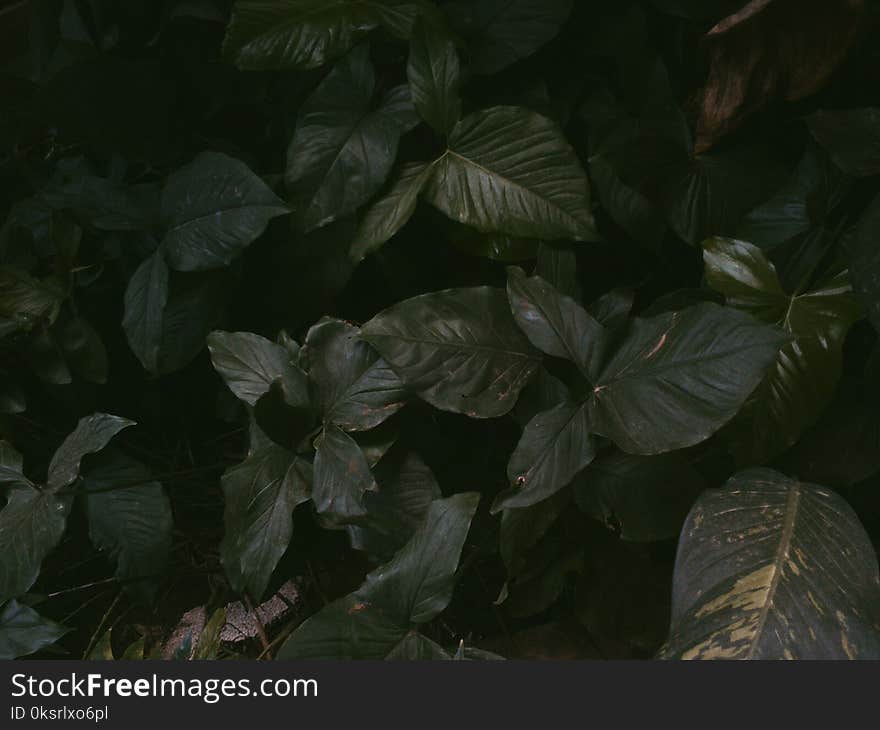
<box><xmin>58</xmin><ymin>316</ymin><xmax>108</xmax><ymax>385</ymax></box>
<box><xmin>385</xmin><ymin>630</ymin><xmax>451</xmax><ymax>659</ymax></box>
<box><xmin>806</xmin><ymin>108</ymin><xmax>880</xmax><ymax>178</ymax></box>
<box><xmin>156</xmin><ymin>271</ymin><xmax>228</xmax><ymax>375</ymax></box>
<box><xmin>286</xmin><ymin>45</ymin><xmax>419</xmax><ymax>232</ymax></box>
<box><xmin>0</xmin><ymin>442</ymin><xmax>33</xmax><ymax>491</ymax></box>
<box><xmin>506</xmin><ymin>266</ymin><xmax>606</xmax><ymax>380</ymax></box>
<box><xmin>276</xmin><ymin>592</ymin><xmax>407</xmax><ymax>659</ymax></box>
<box><xmin>361</xmin><ymin>286</ymin><xmax>542</xmax><ymax>418</ymax></box>
<box><xmin>350</xmin><ymin>161</ymin><xmax>434</xmax><ymax>262</ymax></box>
<box><xmin>193</xmin><ymin>607</ymin><xmax>226</xmax><ymax>660</ymax></box>
<box><xmin>47</xmin><ymin>413</ymin><xmax>135</xmax><ymax>491</ymax></box>
<box><xmin>0</xmin><ymin>267</ymin><xmax>63</xmax><ymax>330</ymax></box>
<box><xmin>660</xmin><ymin>469</ymin><xmax>880</xmax><ymax>659</ymax></box>
<box><xmin>208</xmin><ymin>330</ymin><xmax>307</xmax><ymax>407</ymax></box>
<box><xmin>123</xmin><ymin>249</ymin><xmax>169</xmax><ymax>373</ymax></box>
<box><xmin>443</xmin><ymin>0</ymin><xmax>572</xmax><ymax>75</ymax></box>
<box><xmin>0</xmin><ymin>600</ymin><xmax>68</xmax><ymax>660</ymax></box>
<box><xmin>407</xmin><ymin>16</ymin><xmax>461</xmax><ymax>136</ymax></box>
<box><xmin>704</xmin><ymin>237</ymin><xmax>861</xmax><ymax>462</ymax></box>
<box><xmin>499</xmin><ymin>489</ymin><xmax>568</xmax><ymax>578</ymax></box>
<box><xmin>736</xmin><ymin>146</ymin><xmax>846</xmax><ymax>251</ymax></box>
<box><xmin>493</xmin><ymin>400</ymin><xmax>595</xmax><ymax>512</ymax></box>
<box><xmin>220</xmin><ymin>427</ymin><xmax>311</xmax><ymax>601</ymax></box>
<box><xmin>424</xmin><ymin>106</ymin><xmax>597</xmax><ymax>241</ymax></box>
<box><xmin>0</xmin><ymin>486</ymin><xmax>71</xmax><ymax>603</ymax></box>
<box><xmin>851</xmin><ymin>192</ymin><xmax>880</xmax><ymax>333</ymax></box>
<box><xmin>589</xmin><ymin>302</ymin><xmax>787</xmax><ymax>454</ymax></box>
<box><xmin>573</xmin><ymin>450</ymin><xmax>705</xmax><ymax>542</ymax></box>
<box><xmin>161</xmin><ymin>152</ymin><xmax>288</xmax><ymax>271</ymax></box>
<box><xmin>82</xmin><ymin>453</ymin><xmax>172</xmax><ymax>601</ymax></box>
<box><xmin>278</xmin><ymin>492</ymin><xmax>479</xmax><ymax>658</ymax></box>
<box><xmin>303</xmin><ymin>318</ymin><xmax>406</xmax><ymax>431</ymax></box>
<box><xmin>223</xmin><ymin>0</ymin><xmax>436</xmax><ymax>71</ymax></box>
<box><xmin>312</xmin><ymin>424</ymin><xmax>377</xmax><ymax>522</ymax></box>
<box><xmin>347</xmin><ymin>450</ymin><xmax>442</xmax><ymax>559</ymax></box>
<box><xmin>662</xmin><ymin>153</ymin><xmax>760</xmax><ymax>245</ymax></box>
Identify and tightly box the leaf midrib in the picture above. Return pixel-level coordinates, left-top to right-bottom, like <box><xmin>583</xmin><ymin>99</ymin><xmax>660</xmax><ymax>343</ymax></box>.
<box><xmin>746</xmin><ymin>483</ymin><xmax>801</xmax><ymax>658</ymax></box>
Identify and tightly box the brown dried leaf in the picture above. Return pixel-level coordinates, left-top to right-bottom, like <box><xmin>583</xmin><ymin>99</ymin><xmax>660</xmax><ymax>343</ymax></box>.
<box><xmin>696</xmin><ymin>0</ymin><xmax>864</xmax><ymax>152</ymax></box>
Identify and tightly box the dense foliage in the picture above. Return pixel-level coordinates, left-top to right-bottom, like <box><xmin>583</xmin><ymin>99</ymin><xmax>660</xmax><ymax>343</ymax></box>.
<box><xmin>2</xmin><ymin>0</ymin><xmax>880</xmax><ymax>661</ymax></box>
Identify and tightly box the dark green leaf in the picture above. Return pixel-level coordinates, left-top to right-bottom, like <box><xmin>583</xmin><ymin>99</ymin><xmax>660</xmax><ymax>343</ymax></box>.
<box><xmin>0</xmin><ymin>486</ymin><xmax>71</xmax><ymax>603</ymax></box>
<box><xmin>851</xmin><ymin>192</ymin><xmax>880</xmax><ymax>332</ymax></box>
<box><xmin>47</xmin><ymin>413</ymin><xmax>135</xmax><ymax>491</ymax></box>
<box><xmin>278</xmin><ymin>492</ymin><xmax>478</xmax><ymax>658</ymax></box>
<box><xmin>494</xmin><ymin>401</ymin><xmax>595</xmax><ymax>512</ymax></box>
<box><xmin>162</xmin><ymin>152</ymin><xmax>288</xmax><ymax>271</ymax></box>
<box><xmin>208</xmin><ymin>330</ymin><xmax>307</xmax><ymax>407</ymax></box>
<box><xmin>424</xmin><ymin>106</ymin><xmax>597</xmax><ymax>241</ymax></box>
<box><xmin>0</xmin><ymin>442</ymin><xmax>33</xmax><ymax>491</ymax></box>
<box><xmin>574</xmin><ymin>450</ymin><xmax>705</xmax><ymax>542</ymax></box>
<box><xmin>123</xmin><ymin>249</ymin><xmax>169</xmax><ymax>373</ymax></box>
<box><xmin>407</xmin><ymin>16</ymin><xmax>461</xmax><ymax>136</ymax></box>
<box><xmin>589</xmin><ymin>303</ymin><xmax>787</xmax><ymax>454</ymax></box>
<box><xmin>312</xmin><ymin>424</ymin><xmax>377</xmax><ymax>522</ymax></box>
<box><xmin>82</xmin><ymin>453</ymin><xmax>173</xmax><ymax>600</ymax></box>
<box><xmin>286</xmin><ymin>45</ymin><xmax>419</xmax><ymax>232</ymax></box>
<box><xmin>0</xmin><ymin>600</ymin><xmax>68</xmax><ymax>660</ymax></box>
<box><xmin>704</xmin><ymin>237</ymin><xmax>861</xmax><ymax>462</ymax></box>
<box><xmin>507</xmin><ymin>266</ymin><xmax>606</xmax><ymax>380</ymax></box>
<box><xmin>350</xmin><ymin>161</ymin><xmax>434</xmax><ymax>261</ymax></box>
<box><xmin>806</xmin><ymin>108</ymin><xmax>880</xmax><ymax>178</ymax></box>
<box><xmin>660</xmin><ymin>469</ymin><xmax>880</xmax><ymax>659</ymax></box>
<box><xmin>0</xmin><ymin>267</ymin><xmax>62</xmax><ymax>330</ymax></box>
<box><xmin>223</xmin><ymin>0</ymin><xmax>436</xmax><ymax>71</ymax></box>
<box><xmin>385</xmin><ymin>630</ymin><xmax>451</xmax><ymax>659</ymax></box>
<box><xmin>221</xmin><ymin>427</ymin><xmax>311</xmax><ymax>601</ymax></box>
<box><xmin>362</xmin><ymin>286</ymin><xmax>541</xmax><ymax>418</ymax></box>
<box><xmin>303</xmin><ymin>317</ymin><xmax>406</xmax><ymax>431</ymax></box>
<box><xmin>443</xmin><ymin>0</ymin><xmax>572</xmax><ymax>75</ymax></box>
<box><xmin>58</xmin><ymin>316</ymin><xmax>108</xmax><ymax>385</ymax></box>
<box><xmin>348</xmin><ymin>450</ymin><xmax>442</xmax><ymax>559</ymax></box>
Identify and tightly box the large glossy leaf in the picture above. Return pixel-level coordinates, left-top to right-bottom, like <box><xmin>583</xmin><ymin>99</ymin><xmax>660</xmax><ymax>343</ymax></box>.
<box><xmin>407</xmin><ymin>16</ymin><xmax>460</xmax><ymax>136</ymax></box>
<box><xmin>361</xmin><ymin>286</ymin><xmax>542</xmax><ymax>418</ymax></box>
<box><xmin>423</xmin><ymin>106</ymin><xmax>597</xmax><ymax>241</ymax></box>
<box><xmin>806</xmin><ymin>108</ymin><xmax>880</xmax><ymax>178</ymax></box>
<box><xmin>347</xmin><ymin>450</ymin><xmax>442</xmax><ymax>559</ymax></box>
<box><xmin>661</xmin><ymin>469</ymin><xmax>880</xmax><ymax>659</ymax></box>
<box><xmin>443</xmin><ymin>0</ymin><xmax>573</xmax><ymax>75</ymax></box>
<box><xmin>0</xmin><ymin>600</ymin><xmax>68</xmax><ymax>660</ymax></box>
<box><xmin>736</xmin><ymin>146</ymin><xmax>847</xmax><ymax>251</ymax></box>
<box><xmin>589</xmin><ymin>302</ymin><xmax>787</xmax><ymax>454</ymax></box>
<box><xmin>506</xmin><ymin>266</ymin><xmax>606</xmax><ymax>380</ymax></box>
<box><xmin>278</xmin><ymin>492</ymin><xmax>478</xmax><ymax>658</ymax></box>
<box><xmin>312</xmin><ymin>425</ymin><xmax>377</xmax><ymax>522</ymax></box>
<box><xmin>223</xmin><ymin>0</ymin><xmax>435</xmax><ymax>71</ymax></box>
<box><xmin>161</xmin><ymin>152</ymin><xmax>288</xmax><ymax>271</ymax></box>
<box><xmin>493</xmin><ymin>400</ymin><xmax>595</xmax><ymax>512</ymax></box>
<box><xmin>208</xmin><ymin>331</ymin><xmax>307</xmax><ymax>407</ymax></box>
<box><xmin>221</xmin><ymin>428</ymin><xmax>311</xmax><ymax>601</ymax></box>
<box><xmin>704</xmin><ymin>237</ymin><xmax>861</xmax><ymax>462</ymax></box>
<box><xmin>302</xmin><ymin>318</ymin><xmax>406</xmax><ymax>431</ymax></box>
<box><xmin>122</xmin><ymin>249</ymin><xmax>169</xmax><ymax>372</ymax></box>
<box><xmin>0</xmin><ymin>486</ymin><xmax>71</xmax><ymax>603</ymax></box>
<box><xmin>82</xmin><ymin>453</ymin><xmax>172</xmax><ymax>600</ymax></box>
<box><xmin>47</xmin><ymin>413</ymin><xmax>135</xmax><ymax>491</ymax></box>
<box><xmin>286</xmin><ymin>45</ymin><xmax>419</xmax><ymax>232</ymax></box>
<box><xmin>350</xmin><ymin>161</ymin><xmax>435</xmax><ymax>261</ymax></box>
<box><xmin>573</xmin><ymin>450</ymin><xmax>705</xmax><ymax>542</ymax></box>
